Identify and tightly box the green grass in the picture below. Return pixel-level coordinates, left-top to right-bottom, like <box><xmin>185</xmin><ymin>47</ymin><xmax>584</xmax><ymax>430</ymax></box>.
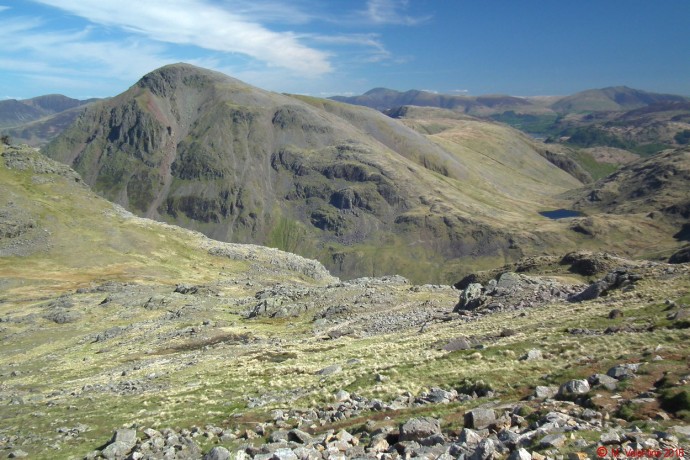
<box><xmin>567</xmin><ymin>149</ymin><xmax>621</xmax><ymax>180</ymax></box>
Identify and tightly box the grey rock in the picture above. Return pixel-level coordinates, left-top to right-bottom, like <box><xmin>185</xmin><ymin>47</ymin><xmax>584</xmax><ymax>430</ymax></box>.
<box><xmin>558</xmin><ymin>379</ymin><xmax>590</xmax><ymax>397</ymax></box>
<box><xmin>469</xmin><ymin>438</ymin><xmax>496</xmax><ymax>460</ymax></box>
<box><xmin>497</xmin><ymin>429</ymin><xmax>521</xmax><ymax>449</ymax></box>
<box><xmin>455</xmin><ymin>283</ymin><xmax>485</xmax><ymax>311</ymax></box>
<box><xmin>175</xmin><ymin>284</ymin><xmax>198</xmax><ymax>294</ymax></box>
<box><xmin>399</xmin><ymin>417</ymin><xmax>442</xmax><ymax>442</ymax></box>
<box><xmin>464</xmin><ymin>408</ymin><xmax>496</xmax><ymax>430</ymax></box>
<box><xmin>424</xmin><ymin>387</ymin><xmax>457</xmax><ymax>404</ymax></box>
<box><xmin>508</xmin><ymin>448</ymin><xmax>532</xmax><ymax>460</ymax></box>
<box><xmin>607</xmin><ymin>363</ymin><xmax>639</xmax><ymax>380</ymax></box>
<box><xmin>272</xmin><ymin>448</ymin><xmax>298</xmax><ymax>460</ymax></box>
<box><xmin>292</xmin><ymin>447</ymin><xmax>321</xmax><ymax>460</ymax></box>
<box><xmin>418</xmin><ymin>433</ymin><xmax>446</xmax><ymax>446</ymax></box>
<box><xmin>534</xmin><ymin>386</ymin><xmax>558</xmax><ymax>399</ymax></box>
<box><xmin>269</xmin><ymin>430</ymin><xmax>289</xmax><ymax>443</ymax></box>
<box><xmin>589</xmin><ymin>373</ymin><xmax>618</xmax><ymax>390</ymax></box>
<box><xmin>569</xmin><ymin>269</ymin><xmax>642</xmax><ymax>302</ymax></box>
<box><xmin>316</xmin><ymin>364</ymin><xmax>342</xmax><ymax>376</ymax></box>
<box><xmin>203</xmin><ymin>446</ymin><xmax>231</xmax><ymax>460</ymax></box>
<box><xmin>522</xmin><ymin>349</ymin><xmax>543</xmax><ymax>361</ymax></box>
<box><xmin>497</xmin><ymin>272</ymin><xmax>522</xmax><ymax>291</ymax></box>
<box><xmin>443</xmin><ymin>336</ymin><xmax>474</xmax><ymax>351</ymax></box>
<box><xmin>102</xmin><ymin>441</ymin><xmax>134</xmax><ymax>459</ymax></box>
<box><xmin>459</xmin><ymin>428</ymin><xmax>483</xmax><ymax>447</ymax></box>
<box><xmin>335</xmin><ymin>389</ymin><xmax>350</xmax><ymax>401</ymax></box>
<box><xmin>288</xmin><ymin>428</ymin><xmax>312</xmax><ymax>444</ymax></box>
<box><xmin>600</xmin><ymin>430</ymin><xmax>621</xmax><ymax>445</ymax></box>
<box><xmin>7</xmin><ymin>451</ymin><xmax>29</xmax><ymax>459</ymax></box>
<box><xmin>113</xmin><ymin>428</ymin><xmax>137</xmax><ymax>447</ymax></box>
<box><xmin>670</xmin><ymin>425</ymin><xmax>690</xmax><ymax>437</ymax></box>
<box><xmin>539</xmin><ymin>433</ymin><xmax>566</xmax><ymax>448</ymax></box>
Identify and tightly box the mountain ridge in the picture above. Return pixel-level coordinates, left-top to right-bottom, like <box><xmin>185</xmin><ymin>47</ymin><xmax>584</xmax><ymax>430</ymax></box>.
<box><xmin>331</xmin><ymin>85</ymin><xmax>689</xmax><ymax>114</ymax></box>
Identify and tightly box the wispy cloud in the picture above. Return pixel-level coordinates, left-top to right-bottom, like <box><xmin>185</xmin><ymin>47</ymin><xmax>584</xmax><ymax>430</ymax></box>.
<box><xmin>364</xmin><ymin>0</ymin><xmax>431</xmax><ymax>25</ymax></box>
<box><xmin>308</xmin><ymin>33</ymin><xmax>392</xmax><ymax>63</ymax></box>
<box><xmin>30</xmin><ymin>0</ymin><xmax>333</xmax><ymax>75</ymax></box>
<box><xmin>0</xmin><ymin>16</ymin><xmax>172</xmax><ymax>80</ymax></box>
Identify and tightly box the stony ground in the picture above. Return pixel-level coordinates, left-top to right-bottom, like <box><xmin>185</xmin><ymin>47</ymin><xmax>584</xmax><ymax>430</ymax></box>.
<box><xmin>1</xmin><ymin>250</ymin><xmax>690</xmax><ymax>459</ymax></box>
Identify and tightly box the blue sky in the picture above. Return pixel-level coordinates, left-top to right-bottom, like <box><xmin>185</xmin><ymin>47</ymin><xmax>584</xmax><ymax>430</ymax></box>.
<box><xmin>1</xmin><ymin>0</ymin><xmax>689</xmax><ymax>100</ymax></box>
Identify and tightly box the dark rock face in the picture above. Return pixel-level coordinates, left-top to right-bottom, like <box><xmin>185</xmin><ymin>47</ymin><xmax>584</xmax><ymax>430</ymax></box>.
<box><xmin>669</xmin><ymin>246</ymin><xmax>690</xmax><ymax>264</ymax></box>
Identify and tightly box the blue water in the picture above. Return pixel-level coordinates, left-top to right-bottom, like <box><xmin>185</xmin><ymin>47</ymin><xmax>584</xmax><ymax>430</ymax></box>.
<box><xmin>539</xmin><ymin>209</ymin><xmax>584</xmax><ymax>219</ymax></box>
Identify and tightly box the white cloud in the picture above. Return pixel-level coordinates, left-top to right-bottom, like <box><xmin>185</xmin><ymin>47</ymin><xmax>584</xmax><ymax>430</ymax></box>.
<box><xmin>31</xmin><ymin>0</ymin><xmax>333</xmax><ymax>75</ymax></box>
<box><xmin>364</xmin><ymin>0</ymin><xmax>430</xmax><ymax>25</ymax></box>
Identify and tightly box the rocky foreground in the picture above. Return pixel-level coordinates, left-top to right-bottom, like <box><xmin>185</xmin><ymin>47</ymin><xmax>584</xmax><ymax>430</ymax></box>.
<box><xmin>2</xmin><ymin>252</ymin><xmax>690</xmax><ymax>459</ymax></box>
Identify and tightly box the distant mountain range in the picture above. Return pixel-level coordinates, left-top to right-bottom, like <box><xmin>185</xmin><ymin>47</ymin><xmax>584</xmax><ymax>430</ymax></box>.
<box><xmin>331</xmin><ymin>86</ymin><xmax>689</xmax><ymax>115</ymax></box>
<box><xmin>39</xmin><ymin>64</ymin><xmax>690</xmax><ymax>282</ymax></box>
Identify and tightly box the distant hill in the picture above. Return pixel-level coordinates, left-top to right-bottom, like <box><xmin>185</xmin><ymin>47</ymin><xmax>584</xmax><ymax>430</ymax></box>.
<box><xmin>331</xmin><ymin>88</ymin><xmax>549</xmax><ymax>116</ymax></box>
<box><xmin>551</xmin><ymin>86</ymin><xmax>688</xmax><ymax>113</ymax></box>
<box><xmin>0</xmin><ymin>94</ymin><xmax>88</xmax><ymax>127</ymax></box>
<box><xmin>0</xmin><ymin>94</ymin><xmax>97</xmax><ymax>146</ymax></box>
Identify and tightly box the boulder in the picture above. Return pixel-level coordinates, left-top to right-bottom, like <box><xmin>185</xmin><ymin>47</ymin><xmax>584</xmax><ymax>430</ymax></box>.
<box><xmin>539</xmin><ymin>433</ymin><xmax>566</xmax><ymax>448</ymax></box>
<box><xmin>508</xmin><ymin>448</ymin><xmax>532</xmax><ymax>460</ymax></box>
<box><xmin>534</xmin><ymin>385</ymin><xmax>558</xmax><ymax>399</ymax></box>
<box><xmin>203</xmin><ymin>446</ymin><xmax>231</xmax><ymax>460</ymax></box>
<box><xmin>443</xmin><ymin>336</ymin><xmax>474</xmax><ymax>351</ymax></box>
<box><xmin>558</xmin><ymin>379</ymin><xmax>590</xmax><ymax>397</ymax></box>
<box><xmin>464</xmin><ymin>408</ymin><xmax>496</xmax><ymax>430</ymax></box>
<box><xmin>589</xmin><ymin>373</ymin><xmax>618</xmax><ymax>390</ymax></box>
<box><xmin>459</xmin><ymin>428</ymin><xmax>483</xmax><ymax>447</ymax></box>
<box><xmin>455</xmin><ymin>283</ymin><xmax>485</xmax><ymax>311</ymax></box>
<box><xmin>288</xmin><ymin>428</ymin><xmax>312</xmax><ymax>444</ymax></box>
<box><xmin>522</xmin><ymin>349</ymin><xmax>543</xmax><ymax>361</ymax></box>
<box><xmin>316</xmin><ymin>364</ymin><xmax>342</xmax><ymax>376</ymax></box>
<box><xmin>101</xmin><ymin>428</ymin><xmax>137</xmax><ymax>459</ymax></box>
<box><xmin>399</xmin><ymin>417</ymin><xmax>442</xmax><ymax>442</ymax></box>
<box><xmin>272</xmin><ymin>448</ymin><xmax>298</xmax><ymax>460</ymax></box>
<box><xmin>607</xmin><ymin>363</ymin><xmax>639</xmax><ymax>380</ymax></box>
<box><xmin>600</xmin><ymin>430</ymin><xmax>621</xmax><ymax>445</ymax></box>
<box><xmin>469</xmin><ymin>439</ymin><xmax>496</xmax><ymax>460</ymax></box>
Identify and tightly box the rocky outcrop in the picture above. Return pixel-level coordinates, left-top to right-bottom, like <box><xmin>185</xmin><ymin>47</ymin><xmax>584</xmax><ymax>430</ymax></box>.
<box><xmin>454</xmin><ymin>271</ymin><xmax>582</xmax><ymax>314</ymax></box>
<box><xmin>568</xmin><ymin>268</ymin><xmax>642</xmax><ymax>302</ymax></box>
